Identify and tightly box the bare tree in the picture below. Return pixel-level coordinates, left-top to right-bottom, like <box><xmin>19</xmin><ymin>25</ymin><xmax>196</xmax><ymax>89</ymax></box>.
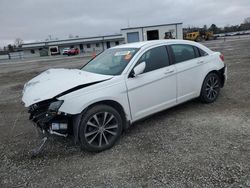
<box><xmin>240</xmin><ymin>17</ymin><xmax>250</xmax><ymax>30</ymax></box>
<box><xmin>209</xmin><ymin>24</ymin><xmax>220</xmax><ymax>34</ymax></box>
<box><xmin>14</xmin><ymin>38</ymin><xmax>23</xmax><ymax>47</ymax></box>
<box><xmin>7</xmin><ymin>44</ymin><xmax>14</xmax><ymax>52</ymax></box>
<box><xmin>244</xmin><ymin>17</ymin><xmax>250</xmax><ymax>24</ymax></box>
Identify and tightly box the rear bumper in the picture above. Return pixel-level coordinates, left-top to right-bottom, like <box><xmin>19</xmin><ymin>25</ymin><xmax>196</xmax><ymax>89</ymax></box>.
<box><xmin>224</xmin><ymin>65</ymin><xmax>227</xmax><ymax>81</ymax></box>
<box><xmin>219</xmin><ymin>65</ymin><xmax>227</xmax><ymax>87</ymax></box>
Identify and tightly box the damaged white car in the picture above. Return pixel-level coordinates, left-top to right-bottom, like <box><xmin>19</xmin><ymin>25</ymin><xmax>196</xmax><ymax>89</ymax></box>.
<box><xmin>22</xmin><ymin>40</ymin><xmax>227</xmax><ymax>153</ymax></box>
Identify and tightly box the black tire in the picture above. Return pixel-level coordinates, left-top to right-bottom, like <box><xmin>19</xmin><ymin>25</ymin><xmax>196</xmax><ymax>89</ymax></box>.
<box><xmin>200</xmin><ymin>72</ymin><xmax>221</xmax><ymax>103</ymax></box>
<box><xmin>79</xmin><ymin>104</ymin><xmax>123</xmax><ymax>152</ymax></box>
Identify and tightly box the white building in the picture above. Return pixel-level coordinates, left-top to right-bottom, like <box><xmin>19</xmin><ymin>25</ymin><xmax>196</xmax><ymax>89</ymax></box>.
<box><xmin>22</xmin><ymin>22</ymin><xmax>183</xmax><ymax>58</ymax></box>
<box><xmin>22</xmin><ymin>34</ymin><xmax>125</xmax><ymax>58</ymax></box>
<box><xmin>121</xmin><ymin>23</ymin><xmax>183</xmax><ymax>43</ymax></box>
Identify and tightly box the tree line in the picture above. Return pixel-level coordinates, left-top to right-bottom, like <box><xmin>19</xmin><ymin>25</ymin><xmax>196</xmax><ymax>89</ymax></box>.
<box><xmin>184</xmin><ymin>17</ymin><xmax>250</xmax><ymax>34</ymax></box>
<box><xmin>1</xmin><ymin>38</ymin><xmax>23</xmax><ymax>53</ymax></box>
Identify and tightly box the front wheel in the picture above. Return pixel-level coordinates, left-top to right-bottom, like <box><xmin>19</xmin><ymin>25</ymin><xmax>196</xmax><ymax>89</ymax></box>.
<box><xmin>200</xmin><ymin>73</ymin><xmax>221</xmax><ymax>103</ymax></box>
<box><xmin>79</xmin><ymin>105</ymin><xmax>123</xmax><ymax>152</ymax></box>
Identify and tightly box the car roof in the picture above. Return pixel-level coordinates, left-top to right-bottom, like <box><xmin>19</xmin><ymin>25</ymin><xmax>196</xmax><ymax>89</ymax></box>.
<box><xmin>112</xmin><ymin>39</ymin><xmax>212</xmax><ymax>53</ymax></box>
<box><xmin>113</xmin><ymin>39</ymin><xmax>200</xmax><ymax>48</ymax></box>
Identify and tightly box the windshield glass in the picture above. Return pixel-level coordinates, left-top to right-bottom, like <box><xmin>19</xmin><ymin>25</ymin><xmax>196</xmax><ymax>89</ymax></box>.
<box><xmin>81</xmin><ymin>48</ymin><xmax>139</xmax><ymax>75</ymax></box>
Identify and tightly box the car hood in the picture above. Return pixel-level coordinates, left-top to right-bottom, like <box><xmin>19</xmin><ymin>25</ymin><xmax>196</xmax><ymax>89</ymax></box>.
<box><xmin>22</xmin><ymin>68</ymin><xmax>113</xmax><ymax>107</ymax></box>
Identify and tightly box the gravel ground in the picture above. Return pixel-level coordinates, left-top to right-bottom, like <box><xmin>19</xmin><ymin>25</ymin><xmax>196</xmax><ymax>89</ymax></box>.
<box><xmin>0</xmin><ymin>38</ymin><xmax>250</xmax><ymax>187</ymax></box>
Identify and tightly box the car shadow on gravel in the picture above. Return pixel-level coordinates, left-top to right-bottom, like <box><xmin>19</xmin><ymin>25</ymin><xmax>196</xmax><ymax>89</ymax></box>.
<box><xmin>125</xmin><ymin>99</ymin><xmax>201</xmax><ymax>134</ymax></box>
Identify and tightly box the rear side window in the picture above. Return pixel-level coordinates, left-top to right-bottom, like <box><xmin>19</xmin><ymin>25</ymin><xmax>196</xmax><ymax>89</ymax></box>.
<box><xmin>170</xmin><ymin>44</ymin><xmax>196</xmax><ymax>63</ymax></box>
<box><xmin>199</xmin><ymin>48</ymin><xmax>208</xmax><ymax>56</ymax></box>
<box><xmin>193</xmin><ymin>47</ymin><xmax>200</xmax><ymax>57</ymax></box>
<box><xmin>138</xmin><ymin>46</ymin><xmax>170</xmax><ymax>73</ymax></box>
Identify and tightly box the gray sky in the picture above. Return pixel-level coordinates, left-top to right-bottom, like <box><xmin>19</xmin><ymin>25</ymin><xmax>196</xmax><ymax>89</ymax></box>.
<box><xmin>0</xmin><ymin>0</ymin><xmax>249</xmax><ymax>47</ymax></box>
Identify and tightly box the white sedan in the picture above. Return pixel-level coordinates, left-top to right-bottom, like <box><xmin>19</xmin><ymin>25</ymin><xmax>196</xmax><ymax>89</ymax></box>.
<box><xmin>22</xmin><ymin>40</ymin><xmax>227</xmax><ymax>152</ymax></box>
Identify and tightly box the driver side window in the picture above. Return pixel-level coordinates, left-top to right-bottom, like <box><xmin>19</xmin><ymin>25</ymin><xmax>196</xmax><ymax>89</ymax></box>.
<box><xmin>137</xmin><ymin>46</ymin><xmax>170</xmax><ymax>73</ymax></box>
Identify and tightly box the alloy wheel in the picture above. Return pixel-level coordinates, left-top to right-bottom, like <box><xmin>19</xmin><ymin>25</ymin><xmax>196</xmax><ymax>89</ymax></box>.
<box><xmin>205</xmin><ymin>76</ymin><xmax>220</xmax><ymax>100</ymax></box>
<box><xmin>84</xmin><ymin>112</ymin><xmax>119</xmax><ymax>147</ymax></box>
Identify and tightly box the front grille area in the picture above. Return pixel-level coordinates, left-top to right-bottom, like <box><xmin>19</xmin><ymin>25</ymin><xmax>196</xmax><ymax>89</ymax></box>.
<box><xmin>28</xmin><ymin>99</ymin><xmax>72</xmax><ymax>135</ymax></box>
<box><xmin>28</xmin><ymin>99</ymin><xmax>55</xmax><ymax>130</ymax></box>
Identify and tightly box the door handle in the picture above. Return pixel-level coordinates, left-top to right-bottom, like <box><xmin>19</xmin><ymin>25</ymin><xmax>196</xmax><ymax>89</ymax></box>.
<box><xmin>164</xmin><ymin>69</ymin><xmax>175</xmax><ymax>74</ymax></box>
<box><xmin>197</xmin><ymin>60</ymin><xmax>204</xmax><ymax>64</ymax></box>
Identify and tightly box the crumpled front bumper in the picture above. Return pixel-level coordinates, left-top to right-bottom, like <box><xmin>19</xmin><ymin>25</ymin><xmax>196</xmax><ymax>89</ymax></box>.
<box><xmin>28</xmin><ymin>100</ymin><xmax>72</xmax><ymax>136</ymax></box>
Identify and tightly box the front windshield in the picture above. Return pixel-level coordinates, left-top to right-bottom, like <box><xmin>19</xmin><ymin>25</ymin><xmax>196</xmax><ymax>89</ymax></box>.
<box><xmin>81</xmin><ymin>48</ymin><xmax>139</xmax><ymax>75</ymax></box>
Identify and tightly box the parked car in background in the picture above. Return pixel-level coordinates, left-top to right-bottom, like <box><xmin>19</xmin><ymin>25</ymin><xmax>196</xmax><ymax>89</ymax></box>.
<box><xmin>62</xmin><ymin>48</ymin><xmax>70</xmax><ymax>55</ymax></box>
<box><xmin>49</xmin><ymin>46</ymin><xmax>60</xmax><ymax>55</ymax></box>
<box><xmin>22</xmin><ymin>40</ymin><xmax>227</xmax><ymax>153</ymax></box>
<box><xmin>68</xmin><ymin>48</ymin><xmax>79</xmax><ymax>56</ymax></box>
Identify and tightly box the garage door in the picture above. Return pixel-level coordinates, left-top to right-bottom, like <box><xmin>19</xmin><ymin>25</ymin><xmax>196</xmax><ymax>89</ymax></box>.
<box><xmin>127</xmin><ymin>32</ymin><xmax>140</xmax><ymax>43</ymax></box>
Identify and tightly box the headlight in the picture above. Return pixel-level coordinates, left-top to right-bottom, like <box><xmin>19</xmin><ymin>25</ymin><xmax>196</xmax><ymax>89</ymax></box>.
<box><xmin>48</xmin><ymin>100</ymin><xmax>64</xmax><ymax>112</ymax></box>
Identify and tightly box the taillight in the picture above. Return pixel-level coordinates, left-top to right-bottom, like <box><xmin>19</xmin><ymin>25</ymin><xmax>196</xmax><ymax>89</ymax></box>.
<box><xmin>220</xmin><ymin>54</ymin><xmax>224</xmax><ymax>62</ymax></box>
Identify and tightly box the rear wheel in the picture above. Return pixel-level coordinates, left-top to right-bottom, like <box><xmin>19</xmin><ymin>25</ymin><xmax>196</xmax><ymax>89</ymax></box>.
<box><xmin>79</xmin><ymin>105</ymin><xmax>123</xmax><ymax>152</ymax></box>
<box><xmin>200</xmin><ymin>73</ymin><xmax>221</xmax><ymax>103</ymax></box>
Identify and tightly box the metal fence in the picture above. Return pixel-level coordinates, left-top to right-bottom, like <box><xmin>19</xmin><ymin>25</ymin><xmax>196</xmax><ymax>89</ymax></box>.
<box><xmin>0</xmin><ymin>51</ymin><xmax>24</xmax><ymax>60</ymax></box>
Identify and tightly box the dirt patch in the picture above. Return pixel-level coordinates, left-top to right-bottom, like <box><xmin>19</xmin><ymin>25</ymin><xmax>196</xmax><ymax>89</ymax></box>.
<box><xmin>10</xmin><ymin>84</ymin><xmax>24</xmax><ymax>91</ymax></box>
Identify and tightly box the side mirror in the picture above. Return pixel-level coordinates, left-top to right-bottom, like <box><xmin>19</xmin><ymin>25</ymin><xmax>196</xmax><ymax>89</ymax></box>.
<box><xmin>132</xmin><ymin>62</ymin><xmax>146</xmax><ymax>77</ymax></box>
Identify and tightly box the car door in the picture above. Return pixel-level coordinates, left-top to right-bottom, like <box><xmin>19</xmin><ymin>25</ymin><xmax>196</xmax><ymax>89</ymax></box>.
<box><xmin>126</xmin><ymin>45</ymin><xmax>177</xmax><ymax>121</ymax></box>
<box><xmin>169</xmin><ymin>44</ymin><xmax>207</xmax><ymax>103</ymax></box>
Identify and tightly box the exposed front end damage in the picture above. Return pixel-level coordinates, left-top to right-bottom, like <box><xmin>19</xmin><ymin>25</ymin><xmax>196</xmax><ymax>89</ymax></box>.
<box><xmin>21</xmin><ymin>68</ymin><xmax>114</xmax><ymax>154</ymax></box>
<box><xmin>28</xmin><ymin>99</ymin><xmax>73</xmax><ymax>137</ymax></box>
<box><xmin>27</xmin><ymin>99</ymin><xmax>74</xmax><ymax>157</ymax></box>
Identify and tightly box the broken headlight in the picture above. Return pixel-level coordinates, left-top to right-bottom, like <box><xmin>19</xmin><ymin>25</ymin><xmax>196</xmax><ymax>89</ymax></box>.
<box><xmin>48</xmin><ymin>100</ymin><xmax>64</xmax><ymax>112</ymax></box>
